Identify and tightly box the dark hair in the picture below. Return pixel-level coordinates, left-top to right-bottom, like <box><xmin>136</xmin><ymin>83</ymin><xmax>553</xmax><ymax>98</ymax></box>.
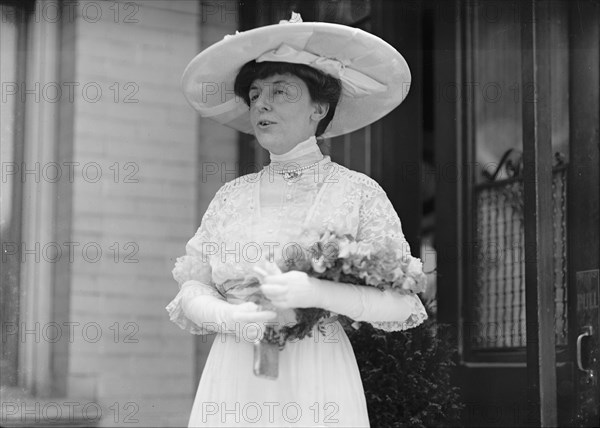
<box><xmin>234</xmin><ymin>60</ymin><xmax>342</xmax><ymax>137</ymax></box>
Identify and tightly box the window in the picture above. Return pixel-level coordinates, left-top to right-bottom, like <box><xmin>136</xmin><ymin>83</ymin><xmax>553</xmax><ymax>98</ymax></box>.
<box><xmin>463</xmin><ymin>0</ymin><xmax>569</xmax><ymax>359</ymax></box>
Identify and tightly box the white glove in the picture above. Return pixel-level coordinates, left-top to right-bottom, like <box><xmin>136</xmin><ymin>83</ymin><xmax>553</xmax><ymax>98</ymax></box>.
<box><xmin>180</xmin><ymin>281</ymin><xmax>277</xmax><ymax>342</ymax></box>
<box><xmin>255</xmin><ymin>265</ymin><xmax>415</xmax><ymax>324</ymax></box>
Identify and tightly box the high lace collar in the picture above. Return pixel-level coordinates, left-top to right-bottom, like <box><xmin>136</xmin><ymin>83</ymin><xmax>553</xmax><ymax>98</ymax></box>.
<box><xmin>268</xmin><ymin>136</ymin><xmax>324</xmax><ymax>170</ymax></box>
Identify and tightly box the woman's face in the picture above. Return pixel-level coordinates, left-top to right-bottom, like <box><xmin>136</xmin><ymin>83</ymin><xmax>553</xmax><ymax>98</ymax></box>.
<box><xmin>248</xmin><ymin>73</ymin><xmax>326</xmax><ymax>154</ymax></box>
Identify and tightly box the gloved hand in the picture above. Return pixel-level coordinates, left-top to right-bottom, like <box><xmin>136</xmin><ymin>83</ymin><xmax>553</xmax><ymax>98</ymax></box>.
<box><xmin>254</xmin><ymin>263</ymin><xmax>317</xmax><ymax>309</ymax></box>
<box><xmin>180</xmin><ymin>281</ymin><xmax>277</xmax><ymax>342</ymax></box>
<box><xmin>255</xmin><ymin>263</ymin><xmax>416</xmax><ymax>324</ymax></box>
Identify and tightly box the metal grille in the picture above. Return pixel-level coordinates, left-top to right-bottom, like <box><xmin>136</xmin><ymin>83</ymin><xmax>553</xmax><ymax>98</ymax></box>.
<box><xmin>471</xmin><ymin>166</ymin><xmax>568</xmax><ymax>349</ymax></box>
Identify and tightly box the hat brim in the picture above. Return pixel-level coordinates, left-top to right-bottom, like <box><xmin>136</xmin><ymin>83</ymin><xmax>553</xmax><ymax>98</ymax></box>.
<box><xmin>181</xmin><ymin>21</ymin><xmax>411</xmax><ymax>139</ymax></box>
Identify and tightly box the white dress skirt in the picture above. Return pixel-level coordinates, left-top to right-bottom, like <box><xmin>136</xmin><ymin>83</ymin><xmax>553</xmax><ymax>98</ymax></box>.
<box><xmin>166</xmin><ymin>156</ymin><xmax>428</xmax><ymax>428</ymax></box>
<box><xmin>187</xmin><ymin>322</ymin><xmax>370</xmax><ymax>427</ymax></box>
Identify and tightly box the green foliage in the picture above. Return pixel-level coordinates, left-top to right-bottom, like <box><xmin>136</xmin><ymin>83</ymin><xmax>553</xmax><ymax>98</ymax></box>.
<box><xmin>347</xmin><ymin>310</ymin><xmax>464</xmax><ymax>427</ymax></box>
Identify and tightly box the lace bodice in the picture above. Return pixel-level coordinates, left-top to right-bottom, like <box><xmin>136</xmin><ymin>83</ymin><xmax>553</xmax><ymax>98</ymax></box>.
<box><xmin>166</xmin><ymin>155</ymin><xmax>428</xmax><ymax>334</ymax></box>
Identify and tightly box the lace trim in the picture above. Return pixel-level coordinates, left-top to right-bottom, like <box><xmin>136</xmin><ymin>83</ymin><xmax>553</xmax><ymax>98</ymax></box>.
<box><xmin>368</xmin><ymin>295</ymin><xmax>429</xmax><ymax>332</ymax></box>
<box><xmin>227</xmin><ymin>172</ymin><xmax>261</xmax><ymax>189</ymax></box>
<box><xmin>212</xmin><ymin>180</ymin><xmax>238</xmax><ymax>207</ymax></box>
<box><xmin>172</xmin><ymin>254</ymin><xmax>212</xmax><ymax>286</ymax></box>
<box><xmin>368</xmin><ymin>311</ymin><xmax>428</xmax><ymax>332</ymax></box>
<box><xmin>334</xmin><ymin>164</ymin><xmax>384</xmax><ymax>192</ymax></box>
<box><xmin>210</xmin><ymin>164</ymin><xmax>386</xmax><ymax>212</ymax></box>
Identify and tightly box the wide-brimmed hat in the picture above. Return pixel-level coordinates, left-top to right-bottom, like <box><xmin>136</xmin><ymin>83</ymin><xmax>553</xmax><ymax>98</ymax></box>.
<box><xmin>181</xmin><ymin>13</ymin><xmax>411</xmax><ymax>139</ymax></box>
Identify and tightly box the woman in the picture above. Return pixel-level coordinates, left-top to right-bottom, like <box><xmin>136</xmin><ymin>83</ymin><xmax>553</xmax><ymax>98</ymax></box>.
<box><xmin>166</xmin><ymin>14</ymin><xmax>427</xmax><ymax>427</ymax></box>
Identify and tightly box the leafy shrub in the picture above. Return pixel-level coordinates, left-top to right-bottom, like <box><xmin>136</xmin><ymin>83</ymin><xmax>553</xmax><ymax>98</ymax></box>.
<box><xmin>347</xmin><ymin>308</ymin><xmax>464</xmax><ymax>427</ymax></box>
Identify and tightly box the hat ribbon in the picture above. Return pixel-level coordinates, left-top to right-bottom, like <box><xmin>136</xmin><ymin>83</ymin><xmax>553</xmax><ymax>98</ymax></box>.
<box><xmin>256</xmin><ymin>43</ymin><xmax>387</xmax><ymax>97</ymax></box>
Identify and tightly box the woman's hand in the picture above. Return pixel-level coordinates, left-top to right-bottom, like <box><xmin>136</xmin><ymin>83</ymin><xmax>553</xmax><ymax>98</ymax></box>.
<box><xmin>257</xmin><ymin>270</ymin><xmax>320</xmax><ymax>309</ymax></box>
<box><xmin>229</xmin><ymin>301</ymin><xmax>277</xmax><ymax>341</ymax></box>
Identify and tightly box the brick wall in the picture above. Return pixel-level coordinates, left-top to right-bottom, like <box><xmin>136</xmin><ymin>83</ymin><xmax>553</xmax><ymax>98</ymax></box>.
<box><xmin>194</xmin><ymin>0</ymin><xmax>241</xmax><ymax>386</ymax></box>
<box><xmin>63</xmin><ymin>1</ymin><xmax>239</xmax><ymax>426</ymax></box>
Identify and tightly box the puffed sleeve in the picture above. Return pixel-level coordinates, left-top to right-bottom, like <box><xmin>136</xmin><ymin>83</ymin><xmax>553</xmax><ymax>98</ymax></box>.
<box><xmin>165</xmin><ymin>184</ymin><xmax>228</xmax><ymax>335</ymax></box>
<box><xmin>355</xmin><ymin>181</ymin><xmax>428</xmax><ymax>332</ymax></box>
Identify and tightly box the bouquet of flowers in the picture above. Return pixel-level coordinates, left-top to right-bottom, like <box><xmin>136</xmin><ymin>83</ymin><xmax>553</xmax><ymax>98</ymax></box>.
<box><xmin>250</xmin><ymin>228</ymin><xmax>427</xmax><ymax>379</ymax></box>
<box><xmin>251</xmin><ymin>228</ymin><xmax>428</xmax><ymax>372</ymax></box>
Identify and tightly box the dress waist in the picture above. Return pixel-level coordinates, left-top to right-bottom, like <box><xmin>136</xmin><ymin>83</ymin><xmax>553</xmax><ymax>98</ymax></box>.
<box><xmin>218</xmin><ymin>278</ymin><xmax>262</xmax><ymax>304</ymax></box>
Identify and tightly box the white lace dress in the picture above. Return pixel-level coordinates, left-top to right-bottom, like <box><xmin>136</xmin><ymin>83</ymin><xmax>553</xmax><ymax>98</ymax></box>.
<box><xmin>166</xmin><ymin>155</ymin><xmax>428</xmax><ymax>427</ymax></box>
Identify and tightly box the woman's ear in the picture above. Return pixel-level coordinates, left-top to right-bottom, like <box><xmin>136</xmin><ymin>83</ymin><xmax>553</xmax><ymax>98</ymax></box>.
<box><xmin>311</xmin><ymin>102</ymin><xmax>329</xmax><ymax>121</ymax></box>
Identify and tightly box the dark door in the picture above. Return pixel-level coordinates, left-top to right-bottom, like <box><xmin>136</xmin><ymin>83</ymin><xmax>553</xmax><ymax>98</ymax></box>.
<box><xmin>435</xmin><ymin>1</ymin><xmax>600</xmax><ymax>426</ymax></box>
<box><xmin>568</xmin><ymin>1</ymin><xmax>599</xmax><ymax>425</ymax></box>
